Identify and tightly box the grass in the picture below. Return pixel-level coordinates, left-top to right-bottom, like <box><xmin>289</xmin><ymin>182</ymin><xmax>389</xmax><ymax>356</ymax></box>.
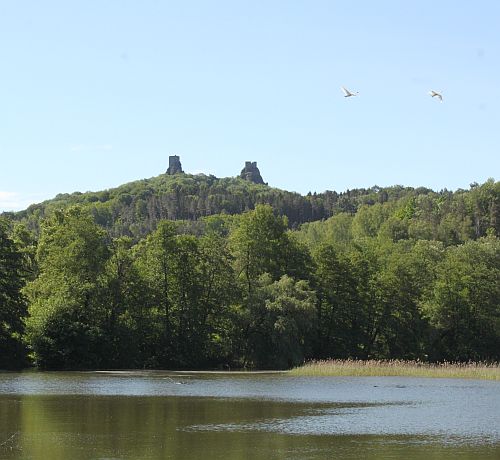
<box><xmin>289</xmin><ymin>359</ymin><xmax>500</xmax><ymax>381</ymax></box>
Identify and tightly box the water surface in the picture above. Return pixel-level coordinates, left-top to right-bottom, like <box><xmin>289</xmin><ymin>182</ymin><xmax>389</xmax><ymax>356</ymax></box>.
<box><xmin>0</xmin><ymin>371</ymin><xmax>498</xmax><ymax>459</ymax></box>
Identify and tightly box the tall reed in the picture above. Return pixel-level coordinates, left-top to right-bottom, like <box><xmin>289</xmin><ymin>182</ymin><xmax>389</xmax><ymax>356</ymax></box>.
<box><xmin>289</xmin><ymin>359</ymin><xmax>500</xmax><ymax>380</ymax></box>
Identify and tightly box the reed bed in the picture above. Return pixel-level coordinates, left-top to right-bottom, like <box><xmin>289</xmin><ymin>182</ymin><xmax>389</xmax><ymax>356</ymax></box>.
<box><xmin>289</xmin><ymin>359</ymin><xmax>500</xmax><ymax>380</ymax></box>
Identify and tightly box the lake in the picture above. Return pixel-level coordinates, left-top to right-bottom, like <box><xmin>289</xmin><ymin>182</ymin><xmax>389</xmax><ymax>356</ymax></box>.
<box><xmin>0</xmin><ymin>371</ymin><xmax>499</xmax><ymax>459</ymax></box>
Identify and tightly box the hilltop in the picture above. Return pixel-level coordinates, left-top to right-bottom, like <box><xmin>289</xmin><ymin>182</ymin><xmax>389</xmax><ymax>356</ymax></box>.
<box><xmin>2</xmin><ymin>157</ymin><xmax>498</xmax><ymax>243</ymax></box>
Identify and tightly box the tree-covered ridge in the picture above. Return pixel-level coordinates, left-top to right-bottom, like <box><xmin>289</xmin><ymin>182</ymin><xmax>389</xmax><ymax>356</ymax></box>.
<box><xmin>8</xmin><ymin>172</ymin><xmax>497</xmax><ymax>242</ymax></box>
<box><xmin>1</xmin><ymin>196</ymin><xmax>499</xmax><ymax>370</ymax></box>
<box><xmin>296</xmin><ymin>179</ymin><xmax>499</xmax><ymax>248</ymax></box>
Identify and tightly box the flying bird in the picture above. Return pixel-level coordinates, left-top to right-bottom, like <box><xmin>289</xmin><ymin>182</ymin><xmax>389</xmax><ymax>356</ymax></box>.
<box><xmin>429</xmin><ymin>90</ymin><xmax>443</xmax><ymax>102</ymax></box>
<box><xmin>341</xmin><ymin>86</ymin><xmax>358</xmax><ymax>97</ymax></box>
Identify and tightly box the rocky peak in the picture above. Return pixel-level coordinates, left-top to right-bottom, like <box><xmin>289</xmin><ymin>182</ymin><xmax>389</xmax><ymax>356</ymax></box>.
<box><xmin>240</xmin><ymin>161</ymin><xmax>265</xmax><ymax>184</ymax></box>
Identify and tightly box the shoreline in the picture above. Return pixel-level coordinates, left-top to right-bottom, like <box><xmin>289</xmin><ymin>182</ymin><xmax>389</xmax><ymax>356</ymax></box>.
<box><xmin>3</xmin><ymin>361</ymin><xmax>499</xmax><ymax>381</ymax></box>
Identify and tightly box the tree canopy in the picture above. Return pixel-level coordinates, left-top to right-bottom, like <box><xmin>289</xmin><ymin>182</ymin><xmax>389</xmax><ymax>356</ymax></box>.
<box><xmin>1</xmin><ymin>178</ymin><xmax>499</xmax><ymax>370</ymax></box>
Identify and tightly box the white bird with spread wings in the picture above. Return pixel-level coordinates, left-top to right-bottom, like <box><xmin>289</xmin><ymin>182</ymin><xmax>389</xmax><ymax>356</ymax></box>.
<box><xmin>341</xmin><ymin>86</ymin><xmax>358</xmax><ymax>98</ymax></box>
<box><xmin>429</xmin><ymin>90</ymin><xmax>443</xmax><ymax>102</ymax></box>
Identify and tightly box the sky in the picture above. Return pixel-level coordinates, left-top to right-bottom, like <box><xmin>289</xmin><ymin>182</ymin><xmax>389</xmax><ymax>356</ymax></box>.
<box><xmin>1</xmin><ymin>0</ymin><xmax>499</xmax><ymax>212</ymax></box>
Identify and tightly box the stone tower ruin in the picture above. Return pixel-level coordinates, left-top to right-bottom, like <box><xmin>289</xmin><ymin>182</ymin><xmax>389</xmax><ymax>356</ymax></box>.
<box><xmin>167</xmin><ymin>155</ymin><xmax>183</xmax><ymax>175</ymax></box>
<box><xmin>239</xmin><ymin>161</ymin><xmax>265</xmax><ymax>184</ymax></box>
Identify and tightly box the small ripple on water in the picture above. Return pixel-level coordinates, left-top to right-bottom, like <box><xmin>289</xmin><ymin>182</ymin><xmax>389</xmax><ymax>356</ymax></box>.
<box><xmin>1</xmin><ymin>372</ymin><xmax>499</xmax><ymax>454</ymax></box>
<box><xmin>180</xmin><ymin>398</ymin><xmax>500</xmax><ymax>446</ymax></box>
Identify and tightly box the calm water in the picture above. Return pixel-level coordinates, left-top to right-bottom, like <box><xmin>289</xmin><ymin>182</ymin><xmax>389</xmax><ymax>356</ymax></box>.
<box><xmin>0</xmin><ymin>371</ymin><xmax>499</xmax><ymax>459</ymax></box>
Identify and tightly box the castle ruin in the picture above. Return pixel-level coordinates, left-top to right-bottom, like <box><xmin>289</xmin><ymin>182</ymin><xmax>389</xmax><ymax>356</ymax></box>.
<box><xmin>239</xmin><ymin>161</ymin><xmax>265</xmax><ymax>184</ymax></box>
<box><xmin>167</xmin><ymin>155</ymin><xmax>183</xmax><ymax>175</ymax></box>
<box><xmin>166</xmin><ymin>155</ymin><xmax>265</xmax><ymax>184</ymax></box>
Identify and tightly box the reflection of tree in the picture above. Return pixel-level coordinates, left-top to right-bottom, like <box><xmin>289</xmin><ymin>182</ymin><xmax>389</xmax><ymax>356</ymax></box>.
<box><xmin>16</xmin><ymin>394</ymin><xmax>316</xmax><ymax>459</ymax></box>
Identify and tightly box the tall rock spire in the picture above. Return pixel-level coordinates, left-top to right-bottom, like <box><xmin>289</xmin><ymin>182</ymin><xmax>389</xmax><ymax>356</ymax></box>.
<box><xmin>240</xmin><ymin>161</ymin><xmax>264</xmax><ymax>184</ymax></box>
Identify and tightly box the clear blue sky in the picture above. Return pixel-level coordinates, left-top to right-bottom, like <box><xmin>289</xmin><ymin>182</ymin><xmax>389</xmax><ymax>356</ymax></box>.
<box><xmin>1</xmin><ymin>0</ymin><xmax>499</xmax><ymax>211</ymax></box>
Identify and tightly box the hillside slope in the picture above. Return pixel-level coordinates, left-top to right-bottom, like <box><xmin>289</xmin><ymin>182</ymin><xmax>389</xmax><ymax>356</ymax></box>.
<box><xmin>3</xmin><ymin>172</ymin><xmax>499</xmax><ymax>242</ymax></box>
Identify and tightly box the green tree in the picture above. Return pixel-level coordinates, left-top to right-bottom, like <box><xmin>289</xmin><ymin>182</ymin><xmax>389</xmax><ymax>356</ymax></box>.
<box><xmin>103</xmin><ymin>236</ymin><xmax>151</xmax><ymax>367</ymax></box>
<box><xmin>0</xmin><ymin>218</ymin><xmax>28</xmax><ymax>368</ymax></box>
<box><xmin>169</xmin><ymin>234</ymin><xmax>204</xmax><ymax>366</ymax></box>
<box><xmin>368</xmin><ymin>240</ymin><xmax>443</xmax><ymax>359</ymax></box>
<box><xmin>422</xmin><ymin>237</ymin><xmax>500</xmax><ymax>360</ymax></box>
<box><xmin>230</xmin><ymin>205</ymin><xmax>310</xmax><ymax>294</ymax></box>
<box><xmin>25</xmin><ymin>207</ymin><xmax>110</xmax><ymax>369</ymax></box>
<box><xmin>133</xmin><ymin>220</ymin><xmax>177</xmax><ymax>366</ymax></box>
<box><xmin>352</xmin><ymin>203</ymin><xmax>392</xmax><ymax>239</ymax></box>
<box><xmin>313</xmin><ymin>244</ymin><xmax>364</xmax><ymax>358</ymax></box>
<box><xmin>134</xmin><ymin>222</ymin><xmax>239</xmax><ymax>368</ymax></box>
<box><xmin>230</xmin><ymin>205</ymin><xmax>289</xmax><ymax>292</ymax></box>
<box><xmin>243</xmin><ymin>274</ymin><xmax>316</xmax><ymax>369</ymax></box>
<box><xmin>197</xmin><ymin>232</ymin><xmax>239</xmax><ymax>366</ymax></box>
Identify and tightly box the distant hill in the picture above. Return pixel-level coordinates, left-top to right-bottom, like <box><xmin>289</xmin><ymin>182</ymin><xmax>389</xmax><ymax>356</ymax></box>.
<box><xmin>3</xmin><ymin>168</ymin><xmax>499</xmax><ymax>243</ymax></box>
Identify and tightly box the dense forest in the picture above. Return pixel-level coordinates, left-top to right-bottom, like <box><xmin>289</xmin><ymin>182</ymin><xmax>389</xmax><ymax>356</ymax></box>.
<box><xmin>1</xmin><ymin>175</ymin><xmax>499</xmax><ymax>370</ymax></box>
<box><xmin>4</xmin><ymin>172</ymin><xmax>462</xmax><ymax>238</ymax></box>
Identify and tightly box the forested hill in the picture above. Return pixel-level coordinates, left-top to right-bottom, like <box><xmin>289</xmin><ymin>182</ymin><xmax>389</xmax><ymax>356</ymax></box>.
<box><xmin>0</xmin><ymin>175</ymin><xmax>499</xmax><ymax>370</ymax></box>
<box><xmin>4</xmin><ymin>171</ymin><xmax>499</xmax><ymax>241</ymax></box>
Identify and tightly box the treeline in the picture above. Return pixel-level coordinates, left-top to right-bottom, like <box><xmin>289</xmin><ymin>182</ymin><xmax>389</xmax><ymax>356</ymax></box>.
<box><xmin>1</xmin><ymin>191</ymin><xmax>499</xmax><ymax>370</ymax></box>
<box><xmin>7</xmin><ymin>173</ymin><xmax>498</xmax><ymax>240</ymax></box>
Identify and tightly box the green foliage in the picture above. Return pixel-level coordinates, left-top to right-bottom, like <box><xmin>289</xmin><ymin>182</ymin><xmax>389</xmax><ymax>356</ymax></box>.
<box><xmin>313</xmin><ymin>244</ymin><xmax>365</xmax><ymax>358</ymax></box>
<box><xmin>102</xmin><ymin>236</ymin><xmax>151</xmax><ymax>367</ymax></box>
<box><xmin>366</xmin><ymin>240</ymin><xmax>443</xmax><ymax>359</ymax></box>
<box><xmin>24</xmin><ymin>207</ymin><xmax>110</xmax><ymax>369</ymax></box>
<box><xmin>295</xmin><ymin>213</ymin><xmax>354</xmax><ymax>251</ymax></box>
<box><xmin>0</xmin><ymin>218</ymin><xmax>29</xmax><ymax>369</ymax></box>
<box><xmin>3</xmin><ymin>177</ymin><xmax>499</xmax><ymax>370</ymax></box>
<box><xmin>10</xmin><ymin>174</ymin><xmax>496</xmax><ymax>244</ymax></box>
<box><xmin>133</xmin><ymin>221</ymin><xmax>238</xmax><ymax>368</ymax></box>
<box><xmin>241</xmin><ymin>274</ymin><xmax>317</xmax><ymax>369</ymax></box>
<box><xmin>295</xmin><ymin>181</ymin><xmax>499</xmax><ymax>248</ymax></box>
<box><xmin>231</xmin><ymin>205</ymin><xmax>290</xmax><ymax>295</ymax></box>
<box><xmin>352</xmin><ymin>203</ymin><xmax>393</xmax><ymax>239</ymax></box>
<box><xmin>422</xmin><ymin>236</ymin><xmax>500</xmax><ymax>360</ymax></box>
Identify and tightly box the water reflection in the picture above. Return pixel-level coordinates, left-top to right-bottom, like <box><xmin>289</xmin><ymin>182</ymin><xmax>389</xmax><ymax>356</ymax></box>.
<box><xmin>0</xmin><ymin>372</ymin><xmax>499</xmax><ymax>459</ymax></box>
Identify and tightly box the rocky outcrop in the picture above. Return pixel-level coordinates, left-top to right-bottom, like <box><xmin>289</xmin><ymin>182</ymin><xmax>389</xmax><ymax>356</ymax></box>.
<box><xmin>167</xmin><ymin>155</ymin><xmax>183</xmax><ymax>175</ymax></box>
<box><xmin>240</xmin><ymin>161</ymin><xmax>265</xmax><ymax>184</ymax></box>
